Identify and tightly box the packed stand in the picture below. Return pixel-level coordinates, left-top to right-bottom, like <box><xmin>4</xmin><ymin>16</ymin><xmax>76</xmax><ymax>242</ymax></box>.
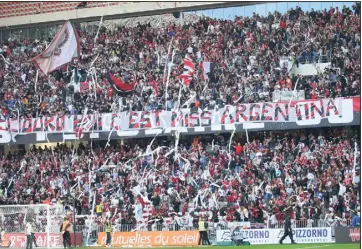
<box><xmin>0</xmin><ymin>4</ymin><xmax>360</xmax><ymax>118</ymax></box>
<box><xmin>0</xmin><ymin>127</ymin><xmax>360</xmax><ymax>233</ymax></box>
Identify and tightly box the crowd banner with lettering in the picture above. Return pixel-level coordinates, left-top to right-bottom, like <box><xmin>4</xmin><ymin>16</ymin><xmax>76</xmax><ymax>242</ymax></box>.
<box><xmin>272</xmin><ymin>90</ymin><xmax>305</xmax><ymax>102</ymax></box>
<box><xmin>216</xmin><ymin>227</ymin><xmax>332</xmax><ymax>245</ymax></box>
<box><xmin>335</xmin><ymin>227</ymin><xmax>360</xmax><ymax>243</ymax></box>
<box><xmin>2</xmin><ymin>233</ymin><xmax>82</xmax><ymax>248</ymax></box>
<box><xmin>0</xmin><ymin>98</ymin><xmax>354</xmax><ymax>133</ymax></box>
<box><xmin>97</xmin><ymin>231</ymin><xmax>200</xmax><ymax>247</ymax></box>
<box><xmin>0</xmin><ymin>97</ymin><xmax>359</xmax><ymax>144</ymax></box>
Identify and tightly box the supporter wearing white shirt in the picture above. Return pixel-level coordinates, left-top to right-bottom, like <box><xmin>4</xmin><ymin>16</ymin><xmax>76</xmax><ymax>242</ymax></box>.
<box><xmin>50</xmin><ymin>180</ymin><xmax>56</xmax><ymax>190</ymax></box>
<box><xmin>187</xmin><ymin>46</ymin><xmax>193</xmax><ymax>54</ymax></box>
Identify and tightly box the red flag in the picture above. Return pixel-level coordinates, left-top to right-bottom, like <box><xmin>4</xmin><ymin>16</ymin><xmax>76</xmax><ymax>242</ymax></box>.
<box><xmin>178</xmin><ymin>57</ymin><xmax>195</xmax><ymax>87</ymax></box>
<box><xmin>178</xmin><ymin>73</ymin><xmax>192</xmax><ymax>86</ymax></box>
<box><xmin>106</xmin><ymin>72</ymin><xmax>137</xmax><ymax>92</ymax></box>
<box><xmin>183</xmin><ymin>58</ymin><xmax>195</xmax><ymax>73</ymax></box>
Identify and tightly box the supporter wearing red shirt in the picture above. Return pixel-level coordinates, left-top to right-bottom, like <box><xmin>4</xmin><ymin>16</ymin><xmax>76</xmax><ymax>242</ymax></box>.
<box><xmin>235</xmin><ymin>143</ymin><xmax>243</xmax><ymax>156</ymax></box>
<box><xmin>106</xmin><ymin>87</ymin><xmax>113</xmax><ymax>99</ymax></box>
<box><xmin>280</xmin><ymin>18</ymin><xmax>287</xmax><ymax>29</ymax></box>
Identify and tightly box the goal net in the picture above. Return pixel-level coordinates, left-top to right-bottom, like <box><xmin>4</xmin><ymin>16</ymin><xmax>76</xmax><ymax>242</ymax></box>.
<box><xmin>0</xmin><ymin>204</ymin><xmax>66</xmax><ymax>248</ymax></box>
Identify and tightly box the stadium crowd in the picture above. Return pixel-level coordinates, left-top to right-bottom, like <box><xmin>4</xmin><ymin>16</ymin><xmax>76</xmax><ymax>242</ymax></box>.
<box><xmin>0</xmin><ymin>127</ymin><xmax>360</xmax><ymax>231</ymax></box>
<box><xmin>0</xmin><ymin>4</ymin><xmax>360</xmax><ymax>118</ymax></box>
<box><xmin>0</xmin><ymin>2</ymin><xmax>360</xmax><ymax>236</ymax></box>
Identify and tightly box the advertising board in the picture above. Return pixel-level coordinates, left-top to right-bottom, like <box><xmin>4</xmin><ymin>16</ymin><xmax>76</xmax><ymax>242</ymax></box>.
<box><xmin>216</xmin><ymin>227</ymin><xmax>332</xmax><ymax>245</ymax></box>
<box><xmin>98</xmin><ymin>231</ymin><xmax>200</xmax><ymax>247</ymax></box>
<box><xmin>335</xmin><ymin>227</ymin><xmax>361</xmax><ymax>243</ymax></box>
<box><xmin>2</xmin><ymin>233</ymin><xmax>82</xmax><ymax>248</ymax></box>
<box><xmin>216</xmin><ymin>229</ymin><xmax>271</xmax><ymax>245</ymax></box>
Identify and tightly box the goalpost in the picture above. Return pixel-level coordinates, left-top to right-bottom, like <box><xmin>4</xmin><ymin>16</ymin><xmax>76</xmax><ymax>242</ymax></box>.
<box><xmin>0</xmin><ymin>204</ymin><xmax>65</xmax><ymax>248</ymax></box>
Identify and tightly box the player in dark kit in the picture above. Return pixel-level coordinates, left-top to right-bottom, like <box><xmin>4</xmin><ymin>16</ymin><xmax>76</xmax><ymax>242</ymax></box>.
<box><xmin>279</xmin><ymin>211</ymin><xmax>297</xmax><ymax>244</ymax></box>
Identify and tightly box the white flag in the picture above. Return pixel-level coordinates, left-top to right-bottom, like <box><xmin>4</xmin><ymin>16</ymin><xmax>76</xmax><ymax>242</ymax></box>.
<box><xmin>32</xmin><ymin>21</ymin><xmax>80</xmax><ymax>75</ymax></box>
<box><xmin>202</xmin><ymin>61</ymin><xmax>211</xmax><ymax>80</ymax></box>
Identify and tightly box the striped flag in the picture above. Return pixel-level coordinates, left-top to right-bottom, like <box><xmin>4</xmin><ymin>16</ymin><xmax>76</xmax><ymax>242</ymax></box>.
<box><xmin>178</xmin><ymin>57</ymin><xmax>195</xmax><ymax>87</ymax></box>
<box><xmin>178</xmin><ymin>72</ymin><xmax>192</xmax><ymax>86</ymax></box>
<box><xmin>183</xmin><ymin>58</ymin><xmax>195</xmax><ymax>73</ymax></box>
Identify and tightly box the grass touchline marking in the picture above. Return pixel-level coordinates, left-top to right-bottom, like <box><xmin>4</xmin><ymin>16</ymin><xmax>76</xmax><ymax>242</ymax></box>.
<box><xmin>295</xmin><ymin>245</ymin><xmax>331</xmax><ymax>249</ymax></box>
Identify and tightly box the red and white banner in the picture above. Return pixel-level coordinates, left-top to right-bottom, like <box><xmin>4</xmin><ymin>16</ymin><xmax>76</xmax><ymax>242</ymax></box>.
<box><xmin>0</xmin><ymin>97</ymin><xmax>358</xmax><ymax>140</ymax></box>
<box><xmin>32</xmin><ymin>21</ymin><xmax>80</xmax><ymax>75</ymax></box>
<box><xmin>2</xmin><ymin>233</ymin><xmax>82</xmax><ymax>248</ymax></box>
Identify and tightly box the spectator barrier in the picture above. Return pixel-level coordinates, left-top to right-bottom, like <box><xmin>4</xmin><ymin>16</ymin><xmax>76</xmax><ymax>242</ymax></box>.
<box><xmin>76</xmin><ymin>219</ymin><xmax>352</xmax><ymax>233</ymax></box>
<box><xmin>272</xmin><ymin>90</ymin><xmax>305</xmax><ymax>102</ymax></box>
<box><xmin>77</xmin><ymin>218</ymin><xmax>352</xmax><ymax>246</ymax></box>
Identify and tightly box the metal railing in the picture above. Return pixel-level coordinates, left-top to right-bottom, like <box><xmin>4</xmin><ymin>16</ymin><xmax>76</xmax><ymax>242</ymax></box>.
<box><xmin>76</xmin><ymin>218</ymin><xmax>353</xmax><ymax>233</ymax></box>
<box><xmin>76</xmin><ymin>223</ymin><xmax>196</xmax><ymax>233</ymax></box>
<box><xmin>75</xmin><ymin>218</ymin><xmax>353</xmax><ymax>245</ymax></box>
<box><xmin>297</xmin><ymin>54</ymin><xmax>331</xmax><ymax>65</ymax></box>
<box><xmin>270</xmin><ymin>219</ymin><xmax>351</xmax><ymax>229</ymax></box>
<box><xmin>272</xmin><ymin>90</ymin><xmax>305</xmax><ymax>102</ymax></box>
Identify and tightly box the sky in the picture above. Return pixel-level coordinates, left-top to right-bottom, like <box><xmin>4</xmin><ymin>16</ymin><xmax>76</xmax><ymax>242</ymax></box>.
<box><xmin>186</xmin><ymin>1</ymin><xmax>356</xmax><ymax>20</ymax></box>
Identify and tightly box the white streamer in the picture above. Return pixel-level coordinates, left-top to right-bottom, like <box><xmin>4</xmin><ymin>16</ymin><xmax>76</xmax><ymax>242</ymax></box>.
<box><xmin>94</xmin><ymin>16</ymin><xmax>104</xmax><ymax>44</ymax></box>
<box><xmin>86</xmin><ymin>192</ymin><xmax>97</xmax><ymax>245</ymax></box>
<box><xmin>35</xmin><ymin>70</ymin><xmax>39</xmax><ymax>92</ymax></box>
<box><xmin>89</xmin><ymin>53</ymin><xmax>100</xmax><ymax>69</ymax></box>
<box><xmin>245</xmin><ymin>128</ymin><xmax>250</xmax><ymax>144</ymax></box>
<box><xmin>227</xmin><ymin>126</ymin><xmax>237</xmax><ymax>169</ymax></box>
<box><xmin>164</xmin><ymin>37</ymin><xmax>174</xmax><ymax>105</ymax></box>
<box><xmin>0</xmin><ymin>54</ymin><xmax>13</xmax><ymax>66</ymax></box>
<box><xmin>176</xmin><ymin>84</ymin><xmax>183</xmax><ymax>109</ymax></box>
<box><xmin>288</xmin><ymin>78</ymin><xmax>299</xmax><ymax>107</ymax></box>
<box><xmin>180</xmin><ymin>90</ymin><xmax>196</xmax><ymax>109</ymax></box>
<box><xmin>353</xmin><ymin>142</ymin><xmax>358</xmax><ymax>183</ymax></box>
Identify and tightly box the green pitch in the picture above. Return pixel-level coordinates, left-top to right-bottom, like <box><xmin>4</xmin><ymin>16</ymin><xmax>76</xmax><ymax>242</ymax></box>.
<box><xmin>81</xmin><ymin>244</ymin><xmax>360</xmax><ymax>249</ymax></box>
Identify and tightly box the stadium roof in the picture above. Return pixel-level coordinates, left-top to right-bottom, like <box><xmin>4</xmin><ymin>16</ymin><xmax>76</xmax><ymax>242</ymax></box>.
<box><xmin>0</xmin><ymin>1</ymin><xmax>264</xmax><ymax>28</ymax></box>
